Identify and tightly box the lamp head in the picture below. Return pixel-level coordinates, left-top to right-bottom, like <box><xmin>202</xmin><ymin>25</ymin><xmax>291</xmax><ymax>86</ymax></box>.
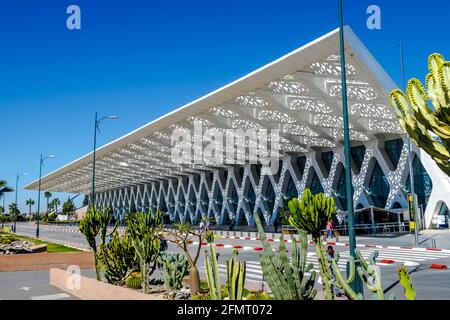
<box><xmin>108</xmin><ymin>115</ymin><xmax>119</xmax><ymax>120</ymax></box>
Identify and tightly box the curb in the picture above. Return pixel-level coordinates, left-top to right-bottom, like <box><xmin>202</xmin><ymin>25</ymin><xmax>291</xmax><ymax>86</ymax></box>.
<box><xmin>218</xmin><ymin>236</ymin><xmax>450</xmax><ymax>254</ymax></box>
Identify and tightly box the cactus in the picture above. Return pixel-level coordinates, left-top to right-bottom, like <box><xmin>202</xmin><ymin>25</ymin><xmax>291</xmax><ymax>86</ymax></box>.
<box><xmin>126</xmin><ymin>273</ymin><xmax>143</xmax><ymax>289</ymax></box>
<box><xmin>101</xmin><ymin>231</ymin><xmax>139</xmax><ymax>286</ymax></box>
<box><xmin>389</xmin><ymin>53</ymin><xmax>450</xmax><ymax>176</ymax></box>
<box><xmin>159</xmin><ymin>252</ymin><xmax>189</xmax><ymax>290</ymax></box>
<box><xmin>127</xmin><ymin>210</ymin><xmax>163</xmax><ymax>294</ymax></box>
<box><xmin>204</xmin><ymin>241</ymin><xmax>222</xmax><ymax>300</ymax></box>
<box><xmin>331</xmin><ymin>250</ymin><xmax>419</xmax><ymax>300</ymax></box>
<box><xmin>398</xmin><ymin>266</ymin><xmax>417</xmax><ymax>300</ymax></box>
<box><xmin>287</xmin><ymin>189</ymin><xmax>337</xmax><ymax>299</ymax></box>
<box><xmin>205</xmin><ymin>231</ymin><xmax>215</xmax><ymax>244</ymax></box>
<box><xmin>288</xmin><ymin>189</ymin><xmax>336</xmax><ymax>238</ymax></box>
<box><xmin>329</xmin><ymin>253</ymin><xmax>362</xmax><ymax>300</ymax></box>
<box><xmin>226</xmin><ymin>251</ymin><xmax>246</xmax><ymax>300</ymax></box>
<box><xmin>255</xmin><ymin>214</ymin><xmax>317</xmax><ymax>300</ymax></box>
<box><xmin>80</xmin><ymin>207</ymin><xmax>115</xmax><ymax>281</ymax></box>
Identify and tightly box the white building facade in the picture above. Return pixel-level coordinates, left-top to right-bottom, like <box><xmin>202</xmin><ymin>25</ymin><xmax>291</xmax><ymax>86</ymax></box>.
<box><xmin>25</xmin><ymin>27</ymin><xmax>450</xmax><ymax>229</ymax></box>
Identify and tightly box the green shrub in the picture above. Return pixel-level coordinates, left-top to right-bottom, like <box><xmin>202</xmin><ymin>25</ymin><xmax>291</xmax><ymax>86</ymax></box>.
<box><xmin>48</xmin><ymin>213</ymin><xmax>57</xmax><ymax>222</ymax></box>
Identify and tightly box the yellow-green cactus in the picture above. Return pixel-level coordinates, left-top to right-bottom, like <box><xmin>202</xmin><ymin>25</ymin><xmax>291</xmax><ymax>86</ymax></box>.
<box><xmin>389</xmin><ymin>53</ymin><xmax>450</xmax><ymax>176</ymax></box>
<box><xmin>398</xmin><ymin>267</ymin><xmax>417</xmax><ymax>300</ymax></box>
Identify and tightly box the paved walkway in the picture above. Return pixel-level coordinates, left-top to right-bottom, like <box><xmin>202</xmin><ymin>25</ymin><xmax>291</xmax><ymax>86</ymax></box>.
<box><xmin>0</xmin><ymin>270</ymin><xmax>75</xmax><ymax>300</ymax></box>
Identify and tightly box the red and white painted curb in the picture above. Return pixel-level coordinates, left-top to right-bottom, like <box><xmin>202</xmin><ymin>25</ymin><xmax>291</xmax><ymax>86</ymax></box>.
<box><xmin>218</xmin><ymin>236</ymin><xmax>450</xmax><ymax>254</ymax></box>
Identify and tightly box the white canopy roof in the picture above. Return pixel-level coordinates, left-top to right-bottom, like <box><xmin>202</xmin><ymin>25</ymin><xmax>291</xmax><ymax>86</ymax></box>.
<box><xmin>24</xmin><ymin>26</ymin><xmax>401</xmax><ymax>194</ymax></box>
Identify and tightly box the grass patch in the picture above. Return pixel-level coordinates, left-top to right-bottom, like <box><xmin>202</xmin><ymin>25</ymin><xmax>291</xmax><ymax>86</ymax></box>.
<box><xmin>0</xmin><ymin>231</ymin><xmax>81</xmax><ymax>253</ymax></box>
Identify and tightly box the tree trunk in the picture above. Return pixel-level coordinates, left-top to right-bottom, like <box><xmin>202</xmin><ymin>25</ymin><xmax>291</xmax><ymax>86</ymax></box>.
<box><xmin>189</xmin><ymin>264</ymin><xmax>200</xmax><ymax>297</ymax></box>
<box><xmin>142</xmin><ymin>262</ymin><xmax>149</xmax><ymax>294</ymax></box>
<box><xmin>93</xmin><ymin>251</ymin><xmax>101</xmax><ymax>281</ymax></box>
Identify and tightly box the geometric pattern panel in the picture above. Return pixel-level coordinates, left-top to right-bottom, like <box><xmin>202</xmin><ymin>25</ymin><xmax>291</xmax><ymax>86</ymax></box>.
<box><xmin>96</xmin><ymin>136</ymin><xmax>418</xmax><ymax>226</ymax></box>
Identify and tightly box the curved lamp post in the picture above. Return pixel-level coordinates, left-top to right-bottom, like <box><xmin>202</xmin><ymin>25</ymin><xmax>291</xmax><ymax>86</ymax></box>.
<box><xmin>13</xmin><ymin>172</ymin><xmax>27</xmax><ymax>232</ymax></box>
<box><xmin>36</xmin><ymin>154</ymin><xmax>55</xmax><ymax>238</ymax></box>
<box><xmin>91</xmin><ymin>112</ymin><xmax>118</xmax><ymax>207</ymax></box>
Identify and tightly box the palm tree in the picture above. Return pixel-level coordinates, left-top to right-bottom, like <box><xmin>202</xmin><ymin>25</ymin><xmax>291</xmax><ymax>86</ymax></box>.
<box><xmin>26</xmin><ymin>198</ymin><xmax>35</xmax><ymax>216</ymax></box>
<box><xmin>51</xmin><ymin>198</ymin><xmax>61</xmax><ymax>214</ymax></box>
<box><xmin>0</xmin><ymin>180</ymin><xmax>13</xmax><ymax>204</ymax></box>
<box><xmin>44</xmin><ymin>191</ymin><xmax>52</xmax><ymax>213</ymax></box>
<box><xmin>8</xmin><ymin>203</ymin><xmax>20</xmax><ymax>217</ymax></box>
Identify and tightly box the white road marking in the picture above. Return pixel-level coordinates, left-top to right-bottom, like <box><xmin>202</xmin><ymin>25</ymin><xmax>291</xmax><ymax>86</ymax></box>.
<box><xmin>20</xmin><ymin>287</ymin><xmax>32</xmax><ymax>292</ymax></box>
<box><xmin>30</xmin><ymin>293</ymin><xmax>71</xmax><ymax>300</ymax></box>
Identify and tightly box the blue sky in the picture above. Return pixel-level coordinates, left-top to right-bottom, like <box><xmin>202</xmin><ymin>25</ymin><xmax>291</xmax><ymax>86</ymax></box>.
<box><xmin>0</xmin><ymin>0</ymin><xmax>449</xmax><ymax>213</ymax></box>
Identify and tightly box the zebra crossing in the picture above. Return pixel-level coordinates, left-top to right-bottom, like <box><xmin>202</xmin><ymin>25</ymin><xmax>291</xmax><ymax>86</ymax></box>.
<box><xmin>202</xmin><ymin>246</ymin><xmax>450</xmax><ymax>283</ymax></box>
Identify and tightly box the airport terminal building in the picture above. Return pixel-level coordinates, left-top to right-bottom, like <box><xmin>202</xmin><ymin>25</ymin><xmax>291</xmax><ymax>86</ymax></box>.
<box><xmin>25</xmin><ymin>27</ymin><xmax>450</xmax><ymax>229</ymax></box>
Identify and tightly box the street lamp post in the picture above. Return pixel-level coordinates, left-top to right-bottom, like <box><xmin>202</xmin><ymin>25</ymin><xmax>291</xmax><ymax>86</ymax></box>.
<box><xmin>398</xmin><ymin>42</ymin><xmax>419</xmax><ymax>245</ymax></box>
<box><xmin>36</xmin><ymin>154</ymin><xmax>55</xmax><ymax>238</ymax></box>
<box><xmin>91</xmin><ymin>112</ymin><xmax>118</xmax><ymax>207</ymax></box>
<box><xmin>13</xmin><ymin>172</ymin><xmax>27</xmax><ymax>233</ymax></box>
<box><xmin>338</xmin><ymin>0</ymin><xmax>364</xmax><ymax>295</ymax></box>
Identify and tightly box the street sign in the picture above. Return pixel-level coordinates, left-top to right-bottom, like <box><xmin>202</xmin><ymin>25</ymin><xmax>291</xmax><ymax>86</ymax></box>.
<box><xmin>408</xmin><ymin>194</ymin><xmax>415</xmax><ymax>220</ymax></box>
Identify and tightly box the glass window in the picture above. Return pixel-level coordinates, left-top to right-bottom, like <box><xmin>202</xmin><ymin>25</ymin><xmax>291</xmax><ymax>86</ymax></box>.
<box><xmin>214</xmin><ymin>182</ymin><xmax>223</xmax><ymax>213</ymax></box>
<box><xmin>263</xmin><ymin>180</ymin><xmax>276</xmax><ymax>213</ymax></box>
<box><xmin>367</xmin><ymin>161</ymin><xmax>390</xmax><ymax>208</ymax></box>
<box><xmin>296</xmin><ymin>156</ymin><xmax>306</xmax><ymax>180</ymax></box>
<box><xmin>385</xmin><ymin>139</ymin><xmax>404</xmax><ymax>169</ymax></box>
<box><xmin>244</xmin><ymin>179</ymin><xmax>256</xmax><ymax>213</ymax></box>
<box><xmin>351</xmin><ymin>145</ymin><xmax>366</xmax><ymax>172</ymax></box>
<box><xmin>200</xmin><ymin>189</ymin><xmax>209</xmax><ymax>214</ymax></box>
<box><xmin>159</xmin><ymin>197</ymin><xmax>167</xmax><ymax>213</ymax></box>
<box><xmin>321</xmin><ymin>151</ymin><xmax>334</xmax><ymax>175</ymax></box>
<box><xmin>229</xmin><ymin>182</ymin><xmax>239</xmax><ymax>214</ymax></box>
<box><xmin>189</xmin><ymin>191</ymin><xmax>197</xmax><ymax>214</ymax></box>
<box><xmin>310</xmin><ymin>170</ymin><xmax>324</xmax><ymax>195</ymax></box>
<box><xmin>178</xmin><ymin>192</ymin><xmax>186</xmax><ymax>213</ymax></box>
<box><xmin>284</xmin><ymin>172</ymin><xmax>298</xmax><ymax>201</ymax></box>
<box><xmin>335</xmin><ymin>167</ymin><xmax>347</xmax><ymax>211</ymax></box>
<box><xmin>405</xmin><ymin>156</ymin><xmax>433</xmax><ymax>210</ymax></box>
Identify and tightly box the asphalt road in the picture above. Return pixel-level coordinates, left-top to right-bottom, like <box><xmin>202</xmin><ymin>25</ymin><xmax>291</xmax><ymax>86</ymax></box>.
<box><xmin>6</xmin><ymin>222</ymin><xmax>450</xmax><ymax>300</ymax></box>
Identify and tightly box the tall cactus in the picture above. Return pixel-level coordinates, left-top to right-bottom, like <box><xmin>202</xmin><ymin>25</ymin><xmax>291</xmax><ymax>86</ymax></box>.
<box><xmin>80</xmin><ymin>207</ymin><xmax>115</xmax><ymax>281</ymax></box>
<box><xmin>204</xmin><ymin>242</ymin><xmax>222</xmax><ymax>300</ymax></box>
<box><xmin>255</xmin><ymin>215</ymin><xmax>317</xmax><ymax>300</ymax></box>
<box><xmin>287</xmin><ymin>189</ymin><xmax>336</xmax><ymax>299</ymax></box>
<box><xmin>127</xmin><ymin>210</ymin><xmax>163</xmax><ymax>294</ymax></box>
<box><xmin>389</xmin><ymin>53</ymin><xmax>450</xmax><ymax>176</ymax></box>
<box><xmin>101</xmin><ymin>231</ymin><xmax>139</xmax><ymax>285</ymax></box>
<box><xmin>226</xmin><ymin>251</ymin><xmax>246</xmax><ymax>300</ymax></box>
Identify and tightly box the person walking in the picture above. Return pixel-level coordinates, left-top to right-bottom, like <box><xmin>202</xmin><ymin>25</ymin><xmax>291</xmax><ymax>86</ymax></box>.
<box><xmin>326</xmin><ymin>221</ymin><xmax>334</xmax><ymax>239</ymax></box>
